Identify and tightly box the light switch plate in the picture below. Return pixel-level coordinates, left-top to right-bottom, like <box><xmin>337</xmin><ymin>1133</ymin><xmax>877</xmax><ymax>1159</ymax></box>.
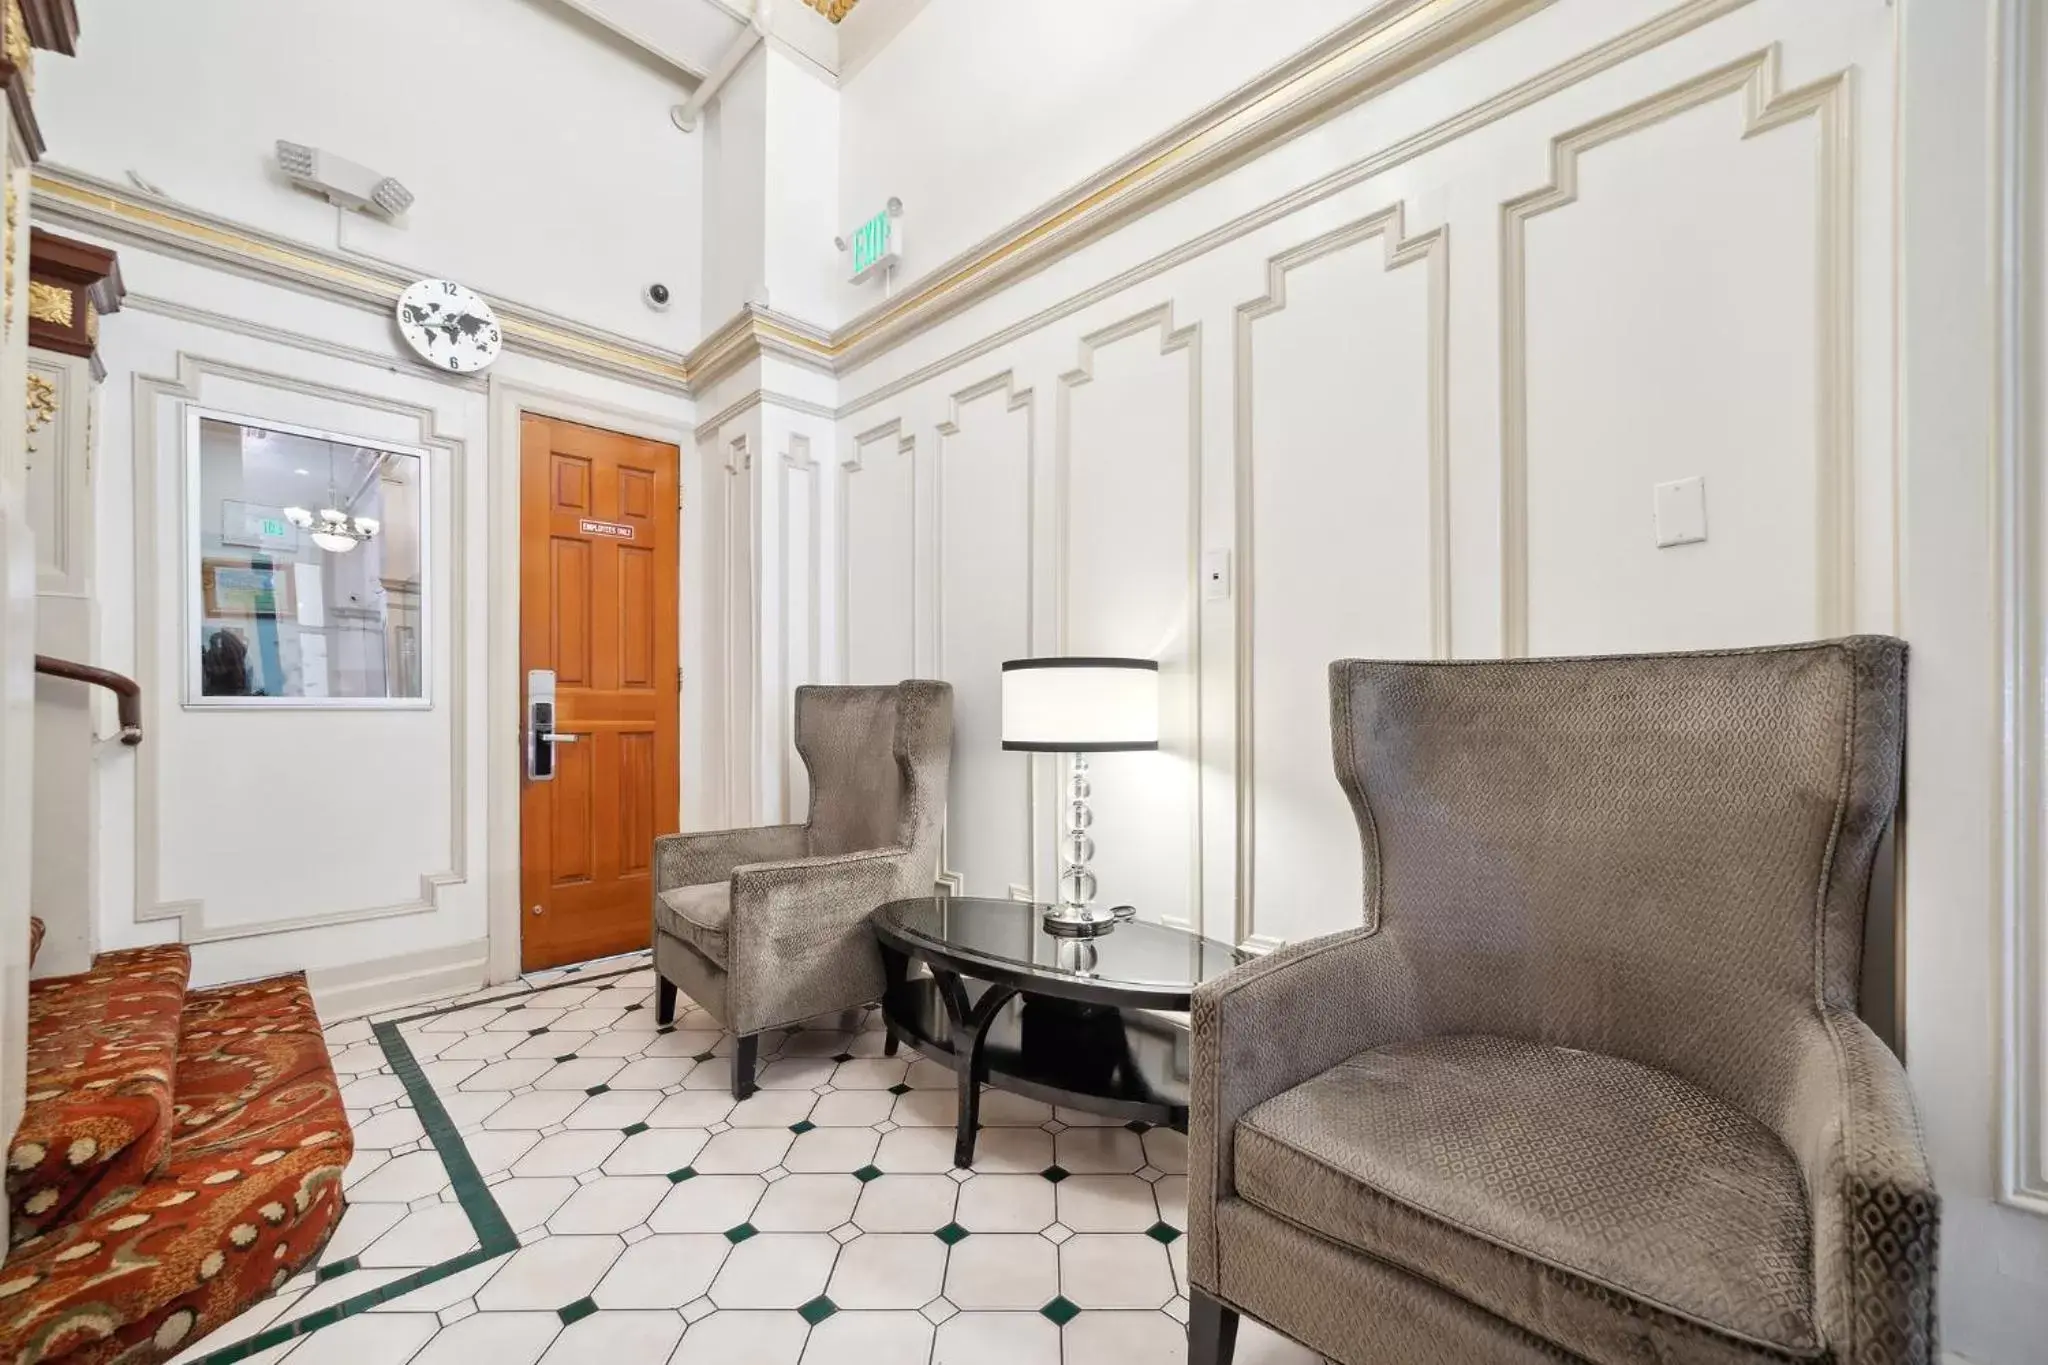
<box><xmin>1653</xmin><ymin>476</ymin><xmax>1707</xmax><ymax>548</ymax></box>
<box><xmin>1202</xmin><ymin>548</ymin><xmax>1232</xmax><ymax>600</ymax></box>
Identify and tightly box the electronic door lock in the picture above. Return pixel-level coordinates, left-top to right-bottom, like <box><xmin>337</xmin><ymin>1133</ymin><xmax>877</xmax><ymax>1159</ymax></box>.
<box><xmin>527</xmin><ymin>669</ymin><xmax>557</xmax><ymax>780</ymax></box>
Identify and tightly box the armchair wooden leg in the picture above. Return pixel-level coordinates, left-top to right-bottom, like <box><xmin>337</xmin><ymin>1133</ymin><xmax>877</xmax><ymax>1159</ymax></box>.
<box><xmin>882</xmin><ymin>1027</ymin><xmax>901</xmax><ymax>1058</ymax></box>
<box><xmin>1188</xmin><ymin>1287</ymin><xmax>1239</xmax><ymax>1365</ymax></box>
<box><xmin>656</xmin><ymin>977</ymin><xmax>677</xmax><ymax>1026</ymax></box>
<box><xmin>732</xmin><ymin>1033</ymin><xmax>759</xmax><ymax>1100</ymax></box>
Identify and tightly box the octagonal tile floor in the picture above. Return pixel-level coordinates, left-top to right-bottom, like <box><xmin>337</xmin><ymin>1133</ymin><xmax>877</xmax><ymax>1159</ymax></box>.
<box><xmin>173</xmin><ymin>951</ymin><xmax>1323</xmax><ymax>1365</ymax></box>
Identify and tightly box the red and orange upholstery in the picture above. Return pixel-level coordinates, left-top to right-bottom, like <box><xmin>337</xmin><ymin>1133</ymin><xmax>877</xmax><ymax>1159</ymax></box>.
<box><xmin>0</xmin><ymin>955</ymin><xmax>352</xmax><ymax>1364</ymax></box>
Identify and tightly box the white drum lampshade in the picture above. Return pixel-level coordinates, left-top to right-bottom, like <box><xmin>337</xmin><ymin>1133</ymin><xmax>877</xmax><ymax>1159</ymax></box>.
<box><xmin>1000</xmin><ymin>658</ymin><xmax>1159</xmax><ymax>752</ymax></box>
<box><xmin>1000</xmin><ymin>657</ymin><xmax>1159</xmax><ymax>929</ymax></box>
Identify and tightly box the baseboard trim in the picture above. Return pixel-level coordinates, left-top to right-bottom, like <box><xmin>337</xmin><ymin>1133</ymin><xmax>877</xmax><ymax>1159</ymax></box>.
<box><xmin>310</xmin><ymin>939</ymin><xmax>489</xmax><ymax>1023</ymax></box>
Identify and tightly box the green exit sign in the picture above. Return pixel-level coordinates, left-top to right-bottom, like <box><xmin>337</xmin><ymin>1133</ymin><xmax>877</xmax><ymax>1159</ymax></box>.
<box><xmin>848</xmin><ymin>205</ymin><xmax>901</xmax><ymax>284</ymax></box>
<box><xmin>257</xmin><ymin>517</ymin><xmax>289</xmax><ymax>540</ymax></box>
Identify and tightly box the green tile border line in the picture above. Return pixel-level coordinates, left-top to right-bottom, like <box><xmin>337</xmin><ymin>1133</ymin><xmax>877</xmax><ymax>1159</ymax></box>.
<box><xmin>182</xmin><ymin>960</ymin><xmax>648</xmax><ymax>1365</ymax></box>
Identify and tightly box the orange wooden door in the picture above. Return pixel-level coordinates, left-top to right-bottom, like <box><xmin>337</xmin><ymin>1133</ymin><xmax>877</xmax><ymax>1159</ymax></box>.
<box><xmin>519</xmin><ymin>415</ymin><xmax>680</xmax><ymax>972</ymax></box>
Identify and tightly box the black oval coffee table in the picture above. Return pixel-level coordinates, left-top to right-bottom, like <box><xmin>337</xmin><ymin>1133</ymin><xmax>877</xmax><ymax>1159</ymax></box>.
<box><xmin>871</xmin><ymin>896</ymin><xmax>1244</xmax><ymax>1167</ymax></box>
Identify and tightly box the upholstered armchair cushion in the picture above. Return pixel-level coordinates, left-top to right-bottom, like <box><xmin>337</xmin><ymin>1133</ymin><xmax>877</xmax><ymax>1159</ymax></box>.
<box><xmin>1235</xmin><ymin>1035</ymin><xmax>1816</xmax><ymax>1364</ymax></box>
<box><xmin>1189</xmin><ymin>638</ymin><xmax>1933</xmax><ymax>1365</ymax></box>
<box><xmin>652</xmin><ymin>681</ymin><xmax>953</xmax><ymax>1042</ymax></box>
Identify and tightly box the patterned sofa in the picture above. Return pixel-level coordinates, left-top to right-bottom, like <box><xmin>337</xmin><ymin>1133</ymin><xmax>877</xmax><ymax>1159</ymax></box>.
<box><xmin>0</xmin><ymin>944</ymin><xmax>351</xmax><ymax>1363</ymax></box>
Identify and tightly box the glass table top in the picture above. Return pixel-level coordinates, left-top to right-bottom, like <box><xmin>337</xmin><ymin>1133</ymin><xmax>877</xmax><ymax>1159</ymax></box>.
<box><xmin>873</xmin><ymin>896</ymin><xmax>1244</xmax><ymax>997</ymax></box>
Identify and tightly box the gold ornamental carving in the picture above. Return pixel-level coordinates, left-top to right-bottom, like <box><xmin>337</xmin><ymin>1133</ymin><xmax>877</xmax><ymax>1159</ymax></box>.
<box><xmin>84</xmin><ymin>303</ymin><xmax>97</xmax><ymax>343</ymax></box>
<box><xmin>2</xmin><ymin>175</ymin><xmax>15</xmax><ymax>333</ymax></box>
<box><xmin>4</xmin><ymin>0</ymin><xmax>31</xmax><ymax>93</ymax></box>
<box><xmin>23</xmin><ymin>372</ymin><xmax>53</xmax><ymax>454</ymax></box>
<box><xmin>27</xmin><ymin>280</ymin><xmax>71</xmax><ymax>327</ymax></box>
<box><xmin>799</xmin><ymin>0</ymin><xmax>859</xmax><ymax>21</ymax></box>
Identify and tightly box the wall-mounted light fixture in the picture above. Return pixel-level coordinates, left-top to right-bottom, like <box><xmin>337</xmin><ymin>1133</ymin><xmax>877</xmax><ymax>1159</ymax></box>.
<box><xmin>275</xmin><ymin>141</ymin><xmax>413</xmax><ymax>219</ymax></box>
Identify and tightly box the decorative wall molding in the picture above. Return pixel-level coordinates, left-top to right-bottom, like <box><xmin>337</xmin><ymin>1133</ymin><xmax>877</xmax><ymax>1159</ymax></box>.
<box><xmin>31</xmin><ymin>1</ymin><xmax>1758</xmax><ymax>414</ymax></box>
<box><xmin>693</xmin><ymin>384</ymin><xmax>835</xmax><ymax>443</ymax></box>
<box><xmin>777</xmin><ymin>432</ymin><xmax>820</xmax><ymax>823</ymax></box>
<box><xmin>838</xmin><ymin>417</ymin><xmax>916</xmax><ymax>681</ymax></box>
<box><xmin>125</xmin><ymin>292</ymin><xmax>489</xmax><ymax>391</ymax></box>
<box><xmin>1993</xmin><ymin>0</ymin><xmax>2048</xmax><ymax>1217</ymax></box>
<box><xmin>130</xmin><ymin>354</ymin><xmax>468</xmax><ymax>944</ymax></box>
<box><xmin>723</xmin><ymin>432</ymin><xmax>761</xmax><ymax>823</ymax></box>
<box><xmin>1497</xmin><ymin>46</ymin><xmax>1854</xmax><ymax>655</ymax></box>
<box><xmin>1231</xmin><ymin>203</ymin><xmax>1449</xmax><ymax>946</ymax></box>
<box><xmin>307</xmin><ymin>936</ymin><xmax>489</xmax><ymax>1022</ymax></box>
<box><xmin>934</xmin><ymin>371</ymin><xmax>1037</xmax><ymax>902</ymax></box>
<box><xmin>1055</xmin><ymin>303</ymin><xmax>1203</xmax><ymax>933</ymax></box>
<box><xmin>33</xmin><ymin>165</ymin><xmax>696</xmax><ymax>395</ymax></box>
<box><xmin>837</xmin><ymin>0</ymin><xmax>1756</xmax><ymax>418</ymax></box>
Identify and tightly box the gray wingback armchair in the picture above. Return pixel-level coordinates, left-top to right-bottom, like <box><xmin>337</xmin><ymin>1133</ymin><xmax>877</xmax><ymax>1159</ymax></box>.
<box><xmin>1189</xmin><ymin>638</ymin><xmax>1936</xmax><ymax>1365</ymax></box>
<box><xmin>652</xmin><ymin>680</ymin><xmax>952</xmax><ymax>1098</ymax></box>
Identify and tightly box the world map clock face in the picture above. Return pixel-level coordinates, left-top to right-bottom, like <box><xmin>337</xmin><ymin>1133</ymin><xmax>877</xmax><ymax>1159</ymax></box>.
<box><xmin>396</xmin><ymin>279</ymin><xmax>502</xmax><ymax>374</ymax></box>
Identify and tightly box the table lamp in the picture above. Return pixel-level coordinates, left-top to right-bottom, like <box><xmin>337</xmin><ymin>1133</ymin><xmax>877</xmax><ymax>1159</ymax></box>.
<box><xmin>1001</xmin><ymin>657</ymin><xmax>1160</xmax><ymax>935</ymax></box>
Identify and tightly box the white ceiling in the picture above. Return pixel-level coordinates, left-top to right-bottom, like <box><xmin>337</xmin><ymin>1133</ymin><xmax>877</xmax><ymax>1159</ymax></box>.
<box><xmin>548</xmin><ymin>0</ymin><xmax>750</xmax><ymax>81</ymax></box>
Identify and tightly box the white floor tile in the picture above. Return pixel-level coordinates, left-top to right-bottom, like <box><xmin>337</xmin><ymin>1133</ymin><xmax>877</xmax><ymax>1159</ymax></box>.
<box><xmin>513</xmin><ymin>1130</ymin><xmax>625</xmax><ymax>1177</ymax></box>
<box><xmin>369</xmin><ymin>1256</ymin><xmax>511</xmax><ymax>1314</ymax></box>
<box><xmin>648</xmin><ymin>1174</ymin><xmax>768</xmax><ymax>1232</ymax></box>
<box><xmin>482</xmin><ymin>1092</ymin><xmax>584</xmax><ymax>1130</ymax></box>
<box><xmin>752</xmin><ymin>1173</ymin><xmax>861</xmax><ymax>1231</ymax></box>
<box><xmin>667</xmin><ymin>1310</ymin><xmax>808</xmax><ymax>1364</ymax></box>
<box><xmin>1235</xmin><ymin>1316</ymin><xmax>1328</xmax><ymax>1364</ymax></box>
<box><xmin>725</xmin><ymin>1090</ymin><xmax>819</xmax><ymax>1128</ymax></box>
<box><xmin>808</xmin><ymin>1090</ymin><xmax>894</xmax><ymax>1127</ymax></box>
<box><xmin>824</xmin><ymin>1232</ymin><xmax>948</xmax><ymax>1308</ymax></box>
<box><xmin>944</xmin><ymin>1233</ymin><xmax>1060</xmax><ymax>1314</ymax></box>
<box><xmin>784</xmin><ymin>1127</ymin><xmax>879</xmax><ymax>1173</ymax></box>
<box><xmin>437</xmin><ymin>1033</ymin><xmax>522</xmax><ymax>1063</ymax></box>
<box><xmin>932</xmin><ymin>1311</ymin><xmax>1063</xmax><ymax>1365</ymax></box>
<box><xmin>536</xmin><ymin>1309</ymin><xmax>682</xmax><ymax>1364</ymax></box>
<box><xmin>347</xmin><ymin>1151</ymin><xmax>451</xmax><ymax>1203</ymax></box>
<box><xmin>552</xmin><ymin>1006</ymin><xmax>628</xmax><ymax>1033</ymax></box>
<box><xmin>564</xmin><ymin>1090</ymin><xmax>659</xmax><ymax>1129</ymax></box>
<box><xmin>475</xmin><ymin>1235</ymin><xmax>624</xmax><ymax>1311</ymax></box>
<box><xmin>693</xmin><ymin>1127</ymin><xmax>793</xmax><ymax>1174</ymax></box>
<box><xmin>1053</xmin><ymin>1127</ymin><xmax>1145</xmax><ymax>1174</ymax></box>
<box><xmin>491</xmin><ymin>1175</ymin><xmax>579</xmax><ymax>1232</ymax></box>
<box><xmin>608</xmin><ymin>1056</ymin><xmax>696</xmax><ymax>1089</ymax></box>
<box><xmin>755</xmin><ymin>1056</ymin><xmax>836</xmax><ymax>1089</ymax></box>
<box><xmin>850</xmin><ymin>1173</ymin><xmax>957</xmax><ymax>1232</ymax></box>
<box><xmin>350</xmin><ymin>1109</ymin><xmax>426</xmax><ymax>1149</ymax></box>
<box><xmin>546</xmin><ymin>1175</ymin><xmax>671</xmax><ymax>1234</ymax></box>
<box><xmin>602</xmin><ymin>1128</ymin><xmax>709</xmax><ymax>1176</ymax></box>
<box><xmin>1140</xmin><ymin>1127</ymin><xmax>1187</xmax><ymax>1175</ymax></box>
<box><xmin>829</xmin><ymin>1057</ymin><xmax>908</xmax><ymax>1090</ymax></box>
<box><xmin>648</xmin><ymin>1091</ymin><xmax>738</xmax><ymax>1127</ymax></box>
<box><xmin>954</xmin><ymin>1174</ymin><xmax>1055</xmax><ymax>1233</ymax></box>
<box><xmin>274</xmin><ymin>1311</ymin><xmax>438</xmax><ymax>1365</ymax></box>
<box><xmin>1153</xmin><ymin>1174</ymin><xmax>1187</xmax><ymax>1230</ymax></box>
<box><xmin>970</xmin><ymin>1127</ymin><xmax>1055</xmax><ymax>1175</ymax></box>
<box><xmin>1055</xmin><ymin>1174</ymin><xmax>1160</xmax><ymax>1233</ymax></box>
<box><xmin>798</xmin><ymin>1309</ymin><xmax>934</xmax><ymax>1363</ymax></box>
<box><xmin>1062</xmin><ymin>1308</ymin><xmax>1187</xmax><ymax>1365</ymax></box>
<box><xmin>320</xmin><ymin>1201</ymin><xmax>407</xmax><ymax>1263</ymax></box>
<box><xmin>533</xmin><ymin>1057</ymin><xmax>624</xmax><ymax>1091</ymax></box>
<box><xmin>360</xmin><ymin>1203</ymin><xmax>479</xmax><ymax>1267</ymax></box>
<box><xmin>463</xmin><ymin>1130</ymin><xmax>541</xmax><ymax>1177</ymax></box>
<box><xmin>707</xmin><ymin>1232</ymin><xmax>839</xmax><ymax>1308</ymax></box>
<box><xmin>1059</xmin><ymin>1234</ymin><xmax>1177</xmax><ymax>1310</ymax></box>
<box><xmin>592</xmin><ymin>1233</ymin><xmax>731</xmax><ymax>1308</ymax></box>
<box><xmin>406</xmin><ymin>1310</ymin><xmax>561</xmax><ymax>1365</ymax></box>
<box><xmin>168</xmin><ymin>1287</ymin><xmax>306</xmax><ymax>1364</ymax></box>
<box><xmin>872</xmin><ymin>1126</ymin><xmax>958</xmax><ymax>1173</ymax></box>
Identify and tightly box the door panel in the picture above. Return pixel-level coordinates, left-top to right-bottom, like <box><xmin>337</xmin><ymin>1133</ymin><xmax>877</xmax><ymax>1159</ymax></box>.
<box><xmin>520</xmin><ymin>414</ymin><xmax>679</xmax><ymax>972</ymax></box>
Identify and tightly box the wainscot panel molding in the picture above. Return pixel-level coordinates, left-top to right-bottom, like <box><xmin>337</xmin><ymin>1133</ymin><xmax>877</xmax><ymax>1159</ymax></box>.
<box><xmin>130</xmin><ymin>353</ymin><xmax>467</xmax><ymax>945</ymax></box>
<box><xmin>777</xmin><ymin>432</ymin><xmax>821</xmax><ymax>824</ymax></box>
<box><xmin>1056</xmin><ymin>305</ymin><xmax>1202</xmax><ymax>933</ymax></box>
<box><xmin>1498</xmin><ymin>45</ymin><xmax>1854</xmax><ymax>656</ymax></box>
<box><xmin>840</xmin><ymin>418</ymin><xmax>917</xmax><ymax>685</ymax></box>
<box><xmin>1233</xmin><ymin>204</ymin><xmax>1448</xmax><ymax>948</ymax></box>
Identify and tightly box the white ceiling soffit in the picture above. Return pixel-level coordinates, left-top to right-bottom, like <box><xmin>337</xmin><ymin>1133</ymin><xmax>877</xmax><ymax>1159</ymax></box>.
<box><xmin>835</xmin><ymin>0</ymin><xmax>928</xmax><ymax>82</ymax></box>
<box><xmin>547</xmin><ymin>0</ymin><xmax>750</xmax><ymax>83</ymax></box>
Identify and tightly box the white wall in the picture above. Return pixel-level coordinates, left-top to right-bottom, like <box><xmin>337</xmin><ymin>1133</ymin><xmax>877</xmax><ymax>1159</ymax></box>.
<box><xmin>37</xmin><ymin>0</ymin><xmax>703</xmax><ymax>350</ymax></box>
<box><xmin>832</xmin><ymin>0</ymin><xmax>1388</xmax><ymax>321</ymax></box>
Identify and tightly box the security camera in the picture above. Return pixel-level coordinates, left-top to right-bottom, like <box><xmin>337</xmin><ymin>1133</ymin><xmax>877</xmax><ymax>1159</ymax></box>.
<box><xmin>643</xmin><ymin>282</ymin><xmax>672</xmax><ymax>311</ymax></box>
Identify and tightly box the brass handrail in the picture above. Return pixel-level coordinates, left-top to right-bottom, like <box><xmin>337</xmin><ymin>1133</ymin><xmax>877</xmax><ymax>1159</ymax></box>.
<box><xmin>35</xmin><ymin>655</ymin><xmax>141</xmax><ymax>745</ymax></box>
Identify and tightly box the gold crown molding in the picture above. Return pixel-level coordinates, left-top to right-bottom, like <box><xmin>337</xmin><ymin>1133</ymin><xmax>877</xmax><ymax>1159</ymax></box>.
<box><xmin>30</xmin><ymin>166</ymin><xmax>695</xmax><ymax>394</ymax></box>
<box><xmin>799</xmin><ymin>0</ymin><xmax>859</xmax><ymax>21</ymax></box>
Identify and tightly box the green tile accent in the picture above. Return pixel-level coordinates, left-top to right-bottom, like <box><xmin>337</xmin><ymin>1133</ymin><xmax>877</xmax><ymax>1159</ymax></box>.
<box><xmin>888</xmin><ymin>1083</ymin><xmax>913</xmax><ymax>1095</ymax></box>
<box><xmin>1040</xmin><ymin>1295</ymin><xmax>1081</xmax><ymax>1326</ymax></box>
<box><xmin>657</xmin><ymin>1025</ymin><xmax>676</xmax><ymax>1036</ymax></box>
<box><xmin>622</xmin><ymin>1122</ymin><xmax>650</xmax><ymax>1137</ymax></box>
<box><xmin>933</xmin><ymin>1222</ymin><xmax>969</xmax><ymax>1245</ymax></box>
<box><xmin>1146</xmin><ymin>1221</ymin><xmax>1182</xmax><ymax>1245</ymax></box>
<box><xmin>179</xmin><ymin>963</ymin><xmax>660</xmax><ymax>1365</ymax></box>
<box><xmin>668</xmin><ymin>1167</ymin><xmax>698</xmax><ymax>1183</ymax></box>
<box><xmin>1041</xmin><ymin>1164</ymin><xmax>1070</xmax><ymax>1183</ymax></box>
<box><xmin>853</xmin><ymin>1164</ymin><xmax>884</xmax><ymax>1183</ymax></box>
<box><xmin>693</xmin><ymin>1051</ymin><xmax>716</xmax><ymax>1063</ymax></box>
<box><xmin>832</xmin><ymin>1052</ymin><xmax>855</xmax><ymax>1064</ymax></box>
<box><xmin>797</xmin><ymin>1295</ymin><xmax>839</xmax><ymax>1325</ymax></box>
<box><xmin>622</xmin><ymin>1002</ymin><xmax>643</xmax><ymax>1012</ymax></box>
<box><xmin>554</xmin><ymin>1053</ymin><xmax>578</xmax><ymax>1064</ymax></box>
<box><xmin>789</xmin><ymin>1120</ymin><xmax>816</xmax><ymax>1135</ymax></box>
<box><xmin>585</xmin><ymin>1083</ymin><xmax>611</xmax><ymax>1096</ymax></box>
<box><xmin>527</xmin><ymin>1026</ymin><xmax>549</xmax><ymax>1036</ymax></box>
<box><xmin>314</xmin><ymin>1257</ymin><xmax>358</xmax><ymax>1283</ymax></box>
<box><xmin>557</xmin><ymin>1296</ymin><xmax>598</xmax><ymax>1326</ymax></box>
<box><xmin>725</xmin><ymin>1222</ymin><xmax>758</xmax><ymax>1244</ymax></box>
<box><xmin>1125</xmin><ymin>1119</ymin><xmax>1153</xmax><ymax>1134</ymax></box>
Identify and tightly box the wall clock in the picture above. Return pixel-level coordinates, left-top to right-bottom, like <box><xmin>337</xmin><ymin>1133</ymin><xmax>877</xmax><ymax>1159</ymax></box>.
<box><xmin>396</xmin><ymin>279</ymin><xmax>502</xmax><ymax>374</ymax></box>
